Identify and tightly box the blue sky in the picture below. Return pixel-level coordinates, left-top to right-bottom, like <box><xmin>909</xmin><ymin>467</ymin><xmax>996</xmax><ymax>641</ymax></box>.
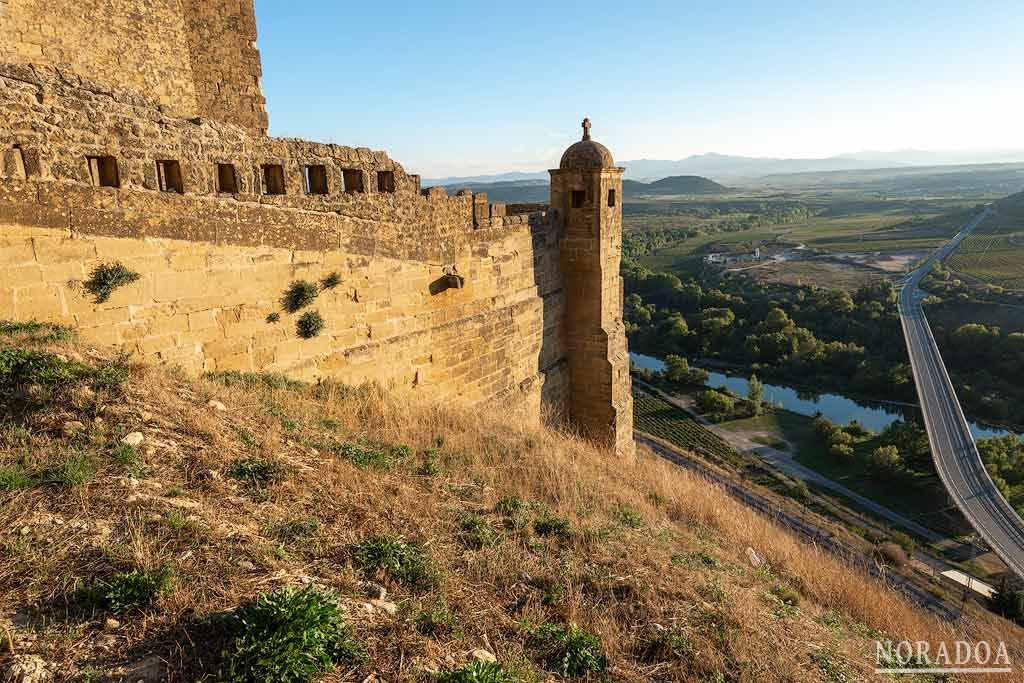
<box><xmin>255</xmin><ymin>0</ymin><xmax>1024</xmax><ymax>178</ymax></box>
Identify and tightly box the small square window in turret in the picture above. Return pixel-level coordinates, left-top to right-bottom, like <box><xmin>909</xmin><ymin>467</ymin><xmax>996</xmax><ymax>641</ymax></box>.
<box><xmin>571</xmin><ymin>190</ymin><xmax>585</xmax><ymax>208</ymax></box>
<box><xmin>608</xmin><ymin>189</ymin><xmax>616</xmax><ymax>207</ymax></box>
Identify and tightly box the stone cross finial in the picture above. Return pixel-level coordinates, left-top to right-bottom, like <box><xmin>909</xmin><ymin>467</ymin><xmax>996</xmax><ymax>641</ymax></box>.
<box><xmin>582</xmin><ymin>118</ymin><xmax>591</xmax><ymax>141</ymax></box>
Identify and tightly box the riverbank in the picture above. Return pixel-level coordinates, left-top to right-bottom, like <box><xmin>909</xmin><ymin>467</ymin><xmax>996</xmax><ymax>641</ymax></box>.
<box><xmin>643</xmin><ymin>377</ymin><xmax>972</xmax><ymax>539</ymax></box>
<box><xmin>630</xmin><ymin>352</ymin><xmax>1021</xmax><ymax>441</ymax></box>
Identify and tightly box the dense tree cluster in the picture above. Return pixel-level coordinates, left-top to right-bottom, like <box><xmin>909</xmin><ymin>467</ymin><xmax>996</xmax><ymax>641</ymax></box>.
<box><xmin>932</xmin><ymin>322</ymin><xmax>1024</xmax><ymax>424</ymax></box>
<box><xmin>991</xmin><ymin>580</ymin><xmax>1024</xmax><ymax>625</ymax></box>
<box><xmin>811</xmin><ymin>415</ymin><xmax>1024</xmax><ymax>517</ymax></box>
<box><xmin>662</xmin><ymin>355</ymin><xmax>710</xmax><ymax>386</ymax></box>
<box><xmin>624</xmin><ymin>259</ymin><xmax>1024</xmax><ymax>429</ymax></box>
<box><xmin>978</xmin><ymin>436</ymin><xmax>1024</xmax><ymax>512</ymax></box>
<box><xmin>623</xmin><ymin>264</ymin><xmax>915</xmax><ymax>402</ymax></box>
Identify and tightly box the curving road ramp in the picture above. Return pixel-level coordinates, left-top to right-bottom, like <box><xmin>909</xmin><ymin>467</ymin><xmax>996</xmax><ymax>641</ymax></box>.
<box><xmin>898</xmin><ymin>207</ymin><xmax>1024</xmax><ymax>581</ymax></box>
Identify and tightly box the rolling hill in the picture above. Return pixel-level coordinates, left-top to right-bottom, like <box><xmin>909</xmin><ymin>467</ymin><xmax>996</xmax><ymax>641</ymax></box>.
<box><xmin>623</xmin><ymin>175</ymin><xmax>728</xmax><ymax>195</ymax></box>
<box><xmin>2</xmin><ymin>321</ymin><xmax>1016</xmax><ymax>681</ymax></box>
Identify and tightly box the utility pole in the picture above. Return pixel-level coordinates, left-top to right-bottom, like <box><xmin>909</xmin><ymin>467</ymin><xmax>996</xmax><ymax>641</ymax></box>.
<box><xmin>958</xmin><ymin>535</ymin><xmax>980</xmax><ymax>622</ymax></box>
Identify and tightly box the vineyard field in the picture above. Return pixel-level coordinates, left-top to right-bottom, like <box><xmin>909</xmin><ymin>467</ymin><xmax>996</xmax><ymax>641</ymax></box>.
<box><xmin>633</xmin><ymin>392</ymin><xmax>744</xmax><ymax>467</ymax></box>
<box><xmin>947</xmin><ymin>231</ymin><xmax>1024</xmax><ymax>289</ymax></box>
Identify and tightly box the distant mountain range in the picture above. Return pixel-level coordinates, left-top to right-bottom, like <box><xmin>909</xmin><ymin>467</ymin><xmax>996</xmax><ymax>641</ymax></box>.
<box><xmin>442</xmin><ymin>175</ymin><xmax>728</xmax><ymax>204</ymax></box>
<box><xmin>425</xmin><ymin>149</ymin><xmax>1024</xmax><ymax>185</ymax></box>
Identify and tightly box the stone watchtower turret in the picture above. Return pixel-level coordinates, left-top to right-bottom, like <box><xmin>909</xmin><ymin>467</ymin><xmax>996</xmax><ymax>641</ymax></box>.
<box><xmin>550</xmin><ymin>119</ymin><xmax>634</xmax><ymax>456</ymax></box>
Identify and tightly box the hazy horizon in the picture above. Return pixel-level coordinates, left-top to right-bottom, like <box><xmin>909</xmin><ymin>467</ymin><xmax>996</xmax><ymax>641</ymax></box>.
<box><xmin>255</xmin><ymin>0</ymin><xmax>1024</xmax><ymax>177</ymax></box>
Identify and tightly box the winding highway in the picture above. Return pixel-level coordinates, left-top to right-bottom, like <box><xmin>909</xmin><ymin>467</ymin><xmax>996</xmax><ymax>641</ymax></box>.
<box><xmin>899</xmin><ymin>206</ymin><xmax>1024</xmax><ymax>581</ymax></box>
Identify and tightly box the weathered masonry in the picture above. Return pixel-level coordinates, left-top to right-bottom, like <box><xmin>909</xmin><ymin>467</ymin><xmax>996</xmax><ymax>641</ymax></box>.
<box><xmin>0</xmin><ymin>1</ymin><xmax>633</xmax><ymax>454</ymax></box>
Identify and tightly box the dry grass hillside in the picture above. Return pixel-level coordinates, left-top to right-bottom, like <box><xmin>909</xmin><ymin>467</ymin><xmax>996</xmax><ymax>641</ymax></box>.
<box><xmin>0</xmin><ymin>321</ymin><xmax>1021</xmax><ymax>682</ymax></box>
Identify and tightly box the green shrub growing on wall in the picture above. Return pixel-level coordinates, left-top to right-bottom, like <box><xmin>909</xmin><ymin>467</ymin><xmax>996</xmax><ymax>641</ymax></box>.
<box><xmin>320</xmin><ymin>272</ymin><xmax>342</xmax><ymax>290</ymax></box>
<box><xmin>84</xmin><ymin>262</ymin><xmax>141</xmax><ymax>303</ymax></box>
<box><xmin>296</xmin><ymin>310</ymin><xmax>325</xmax><ymax>339</ymax></box>
<box><xmin>282</xmin><ymin>280</ymin><xmax>319</xmax><ymax>313</ymax></box>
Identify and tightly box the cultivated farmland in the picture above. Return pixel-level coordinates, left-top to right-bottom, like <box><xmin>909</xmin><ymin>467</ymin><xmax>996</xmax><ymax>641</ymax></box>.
<box><xmin>947</xmin><ymin>194</ymin><xmax>1024</xmax><ymax>290</ymax></box>
<box><xmin>633</xmin><ymin>391</ymin><xmax>743</xmax><ymax>467</ymax></box>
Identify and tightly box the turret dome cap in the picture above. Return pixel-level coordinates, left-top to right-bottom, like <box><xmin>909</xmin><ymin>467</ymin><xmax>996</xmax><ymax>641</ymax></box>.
<box><xmin>559</xmin><ymin>118</ymin><xmax>615</xmax><ymax>170</ymax></box>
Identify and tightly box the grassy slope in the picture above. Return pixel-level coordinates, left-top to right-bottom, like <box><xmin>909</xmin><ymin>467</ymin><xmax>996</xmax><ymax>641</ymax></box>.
<box><xmin>0</xmin><ymin>325</ymin><xmax>1020</xmax><ymax>682</ymax></box>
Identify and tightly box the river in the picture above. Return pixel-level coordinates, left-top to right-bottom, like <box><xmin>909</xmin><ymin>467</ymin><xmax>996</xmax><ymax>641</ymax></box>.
<box><xmin>630</xmin><ymin>352</ymin><xmax>1019</xmax><ymax>442</ymax></box>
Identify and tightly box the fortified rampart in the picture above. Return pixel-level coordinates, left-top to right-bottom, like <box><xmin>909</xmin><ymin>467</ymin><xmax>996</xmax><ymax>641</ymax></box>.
<box><xmin>0</xmin><ymin>0</ymin><xmax>267</xmax><ymax>132</ymax></box>
<box><xmin>0</xmin><ymin>1</ymin><xmax>632</xmax><ymax>454</ymax></box>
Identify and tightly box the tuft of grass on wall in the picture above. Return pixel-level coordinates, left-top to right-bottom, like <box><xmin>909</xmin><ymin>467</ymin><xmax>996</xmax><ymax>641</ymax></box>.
<box><xmin>282</xmin><ymin>280</ymin><xmax>319</xmax><ymax>313</ymax></box>
<box><xmin>320</xmin><ymin>272</ymin><xmax>342</xmax><ymax>290</ymax></box>
<box><xmin>296</xmin><ymin>310</ymin><xmax>325</xmax><ymax>339</ymax></box>
<box><xmin>84</xmin><ymin>262</ymin><xmax>141</xmax><ymax>304</ymax></box>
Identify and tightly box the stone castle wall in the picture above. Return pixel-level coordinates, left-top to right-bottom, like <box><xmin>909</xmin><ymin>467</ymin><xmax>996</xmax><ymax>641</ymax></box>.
<box><xmin>0</xmin><ymin>0</ymin><xmax>631</xmax><ymax>448</ymax></box>
<box><xmin>0</xmin><ymin>61</ymin><xmax>570</xmax><ymax>419</ymax></box>
<box><xmin>0</xmin><ymin>0</ymin><xmax>266</xmax><ymax>131</ymax></box>
<box><xmin>179</xmin><ymin>0</ymin><xmax>268</xmax><ymax>133</ymax></box>
<box><xmin>0</xmin><ymin>179</ymin><xmax>568</xmax><ymax>417</ymax></box>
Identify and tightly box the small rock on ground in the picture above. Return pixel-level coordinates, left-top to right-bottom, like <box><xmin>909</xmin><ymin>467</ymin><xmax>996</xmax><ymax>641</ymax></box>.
<box><xmin>360</xmin><ymin>581</ymin><xmax>387</xmax><ymax>600</ymax></box>
<box><xmin>121</xmin><ymin>432</ymin><xmax>144</xmax><ymax>447</ymax></box>
<box><xmin>207</xmin><ymin>399</ymin><xmax>227</xmax><ymax>412</ymax></box>
<box><xmin>2</xmin><ymin>655</ymin><xmax>51</xmax><ymax>683</ymax></box>
<box><xmin>369</xmin><ymin>599</ymin><xmax>398</xmax><ymax>616</ymax></box>
<box><xmin>61</xmin><ymin>421</ymin><xmax>84</xmax><ymax>435</ymax></box>
<box><xmin>124</xmin><ymin>655</ymin><xmax>163</xmax><ymax>683</ymax></box>
<box><xmin>471</xmin><ymin>649</ymin><xmax>497</xmax><ymax>663</ymax></box>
